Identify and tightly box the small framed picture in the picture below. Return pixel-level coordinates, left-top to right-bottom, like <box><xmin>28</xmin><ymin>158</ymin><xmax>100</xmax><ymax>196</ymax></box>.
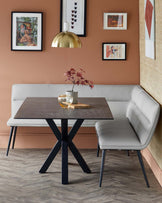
<box><xmin>11</xmin><ymin>12</ymin><xmax>43</xmax><ymax>51</ymax></box>
<box><xmin>103</xmin><ymin>13</ymin><xmax>127</xmax><ymax>30</ymax></box>
<box><xmin>102</xmin><ymin>42</ymin><xmax>127</xmax><ymax>60</ymax></box>
<box><xmin>60</xmin><ymin>0</ymin><xmax>87</xmax><ymax>36</ymax></box>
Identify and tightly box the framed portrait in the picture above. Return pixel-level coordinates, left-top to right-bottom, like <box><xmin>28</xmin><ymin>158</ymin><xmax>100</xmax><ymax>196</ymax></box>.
<box><xmin>60</xmin><ymin>0</ymin><xmax>87</xmax><ymax>36</ymax></box>
<box><xmin>11</xmin><ymin>12</ymin><xmax>43</xmax><ymax>51</ymax></box>
<box><xmin>103</xmin><ymin>13</ymin><xmax>127</xmax><ymax>30</ymax></box>
<box><xmin>102</xmin><ymin>42</ymin><xmax>127</xmax><ymax>60</ymax></box>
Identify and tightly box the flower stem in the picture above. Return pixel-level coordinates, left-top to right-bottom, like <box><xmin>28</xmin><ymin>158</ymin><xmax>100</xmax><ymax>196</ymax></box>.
<box><xmin>72</xmin><ymin>83</ymin><xmax>75</xmax><ymax>92</ymax></box>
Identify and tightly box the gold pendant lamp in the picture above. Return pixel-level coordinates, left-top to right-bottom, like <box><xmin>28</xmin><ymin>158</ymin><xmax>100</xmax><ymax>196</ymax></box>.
<box><xmin>51</xmin><ymin>22</ymin><xmax>81</xmax><ymax>48</ymax></box>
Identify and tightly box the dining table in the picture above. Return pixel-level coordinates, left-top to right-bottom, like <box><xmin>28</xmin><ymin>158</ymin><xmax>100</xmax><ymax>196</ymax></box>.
<box><xmin>14</xmin><ymin>97</ymin><xmax>113</xmax><ymax>184</ymax></box>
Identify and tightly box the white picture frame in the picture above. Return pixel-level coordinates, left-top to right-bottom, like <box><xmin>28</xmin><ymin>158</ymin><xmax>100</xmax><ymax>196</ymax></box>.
<box><xmin>103</xmin><ymin>13</ymin><xmax>127</xmax><ymax>30</ymax></box>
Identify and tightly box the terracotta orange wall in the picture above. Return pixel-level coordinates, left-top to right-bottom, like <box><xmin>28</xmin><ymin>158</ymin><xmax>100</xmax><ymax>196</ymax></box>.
<box><xmin>0</xmin><ymin>0</ymin><xmax>139</xmax><ymax>148</ymax></box>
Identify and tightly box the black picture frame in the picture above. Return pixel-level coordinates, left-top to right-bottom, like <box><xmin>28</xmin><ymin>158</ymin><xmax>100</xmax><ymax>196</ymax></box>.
<box><xmin>60</xmin><ymin>0</ymin><xmax>87</xmax><ymax>37</ymax></box>
<box><xmin>102</xmin><ymin>42</ymin><xmax>127</xmax><ymax>60</ymax></box>
<box><xmin>11</xmin><ymin>11</ymin><xmax>43</xmax><ymax>51</ymax></box>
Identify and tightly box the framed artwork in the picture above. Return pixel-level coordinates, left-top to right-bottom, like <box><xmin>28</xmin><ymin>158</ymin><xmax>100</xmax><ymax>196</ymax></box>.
<box><xmin>103</xmin><ymin>13</ymin><xmax>127</xmax><ymax>30</ymax></box>
<box><xmin>60</xmin><ymin>0</ymin><xmax>87</xmax><ymax>36</ymax></box>
<box><xmin>11</xmin><ymin>12</ymin><xmax>43</xmax><ymax>51</ymax></box>
<box><xmin>145</xmin><ymin>0</ymin><xmax>155</xmax><ymax>59</ymax></box>
<box><xmin>102</xmin><ymin>43</ymin><xmax>127</xmax><ymax>60</ymax></box>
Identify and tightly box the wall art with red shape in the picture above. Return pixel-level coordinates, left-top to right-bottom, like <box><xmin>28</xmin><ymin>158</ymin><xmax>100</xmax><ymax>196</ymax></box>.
<box><xmin>145</xmin><ymin>0</ymin><xmax>155</xmax><ymax>59</ymax></box>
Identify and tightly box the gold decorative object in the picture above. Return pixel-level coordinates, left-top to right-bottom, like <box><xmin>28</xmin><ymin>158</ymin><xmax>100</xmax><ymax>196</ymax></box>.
<box><xmin>58</xmin><ymin>95</ymin><xmax>91</xmax><ymax>109</ymax></box>
<box><xmin>58</xmin><ymin>95</ymin><xmax>68</xmax><ymax>108</ymax></box>
<box><xmin>51</xmin><ymin>31</ymin><xmax>81</xmax><ymax>48</ymax></box>
<box><xmin>51</xmin><ymin>22</ymin><xmax>81</xmax><ymax>48</ymax></box>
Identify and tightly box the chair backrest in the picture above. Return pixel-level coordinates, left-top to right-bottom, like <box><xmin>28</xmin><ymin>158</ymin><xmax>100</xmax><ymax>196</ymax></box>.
<box><xmin>11</xmin><ymin>84</ymin><xmax>136</xmax><ymax>117</ymax></box>
<box><xmin>126</xmin><ymin>86</ymin><xmax>160</xmax><ymax>148</ymax></box>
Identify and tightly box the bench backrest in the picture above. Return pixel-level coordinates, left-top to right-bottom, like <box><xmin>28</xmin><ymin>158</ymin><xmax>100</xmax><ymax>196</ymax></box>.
<box><xmin>126</xmin><ymin>86</ymin><xmax>160</xmax><ymax>148</ymax></box>
<box><xmin>11</xmin><ymin>84</ymin><xmax>137</xmax><ymax>117</ymax></box>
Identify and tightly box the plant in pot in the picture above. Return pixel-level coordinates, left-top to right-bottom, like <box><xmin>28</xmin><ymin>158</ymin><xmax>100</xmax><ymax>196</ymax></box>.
<box><xmin>64</xmin><ymin>68</ymin><xmax>94</xmax><ymax>104</ymax></box>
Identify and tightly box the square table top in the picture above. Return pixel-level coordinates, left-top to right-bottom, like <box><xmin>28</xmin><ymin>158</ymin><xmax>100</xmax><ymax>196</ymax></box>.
<box><xmin>14</xmin><ymin>97</ymin><xmax>113</xmax><ymax>120</ymax></box>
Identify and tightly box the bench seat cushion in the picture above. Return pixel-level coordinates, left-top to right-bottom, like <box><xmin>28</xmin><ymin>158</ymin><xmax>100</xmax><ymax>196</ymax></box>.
<box><xmin>7</xmin><ymin>118</ymin><xmax>98</xmax><ymax>127</ymax></box>
<box><xmin>95</xmin><ymin>119</ymin><xmax>142</xmax><ymax>150</ymax></box>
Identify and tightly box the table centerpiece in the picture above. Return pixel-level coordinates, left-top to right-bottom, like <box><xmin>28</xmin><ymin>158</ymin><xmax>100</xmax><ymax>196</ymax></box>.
<box><xmin>64</xmin><ymin>68</ymin><xmax>94</xmax><ymax>104</ymax></box>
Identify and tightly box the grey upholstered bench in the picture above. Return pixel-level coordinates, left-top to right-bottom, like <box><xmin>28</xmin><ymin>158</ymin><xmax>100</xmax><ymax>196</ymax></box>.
<box><xmin>7</xmin><ymin>84</ymin><xmax>140</xmax><ymax>155</ymax></box>
<box><xmin>95</xmin><ymin>86</ymin><xmax>160</xmax><ymax>187</ymax></box>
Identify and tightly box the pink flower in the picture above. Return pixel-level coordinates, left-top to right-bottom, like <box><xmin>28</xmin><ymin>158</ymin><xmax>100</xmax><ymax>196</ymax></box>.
<box><xmin>89</xmin><ymin>84</ymin><xmax>94</xmax><ymax>88</ymax></box>
<box><xmin>76</xmin><ymin>81</ymin><xmax>80</xmax><ymax>85</ymax></box>
<box><xmin>70</xmin><ymin>68</ymin><xmax>75</xmax><ymax>74</ymax></box>
<box><xmin>79</xmin><ymin>68</ymin><xmax>85</xmax><ymax>73</ymax></box>
<box><xmin>65</xmin><ymin>71</ymin><xmax>71</xmax><ymax>77</ymax></box>
<box><xmin>76</xmin><ymin>72</ymin><xmax>82</xmax><ymax>77</ymax></box>
<box><xmin>64</xmin><ymin>68</ymin><xmax>94</xmax><ymax>91</ymax></box>
<box><xmin>81</xmin><ymin>81</ymin><xmax>86</xmax><ymax>85</ymax></box>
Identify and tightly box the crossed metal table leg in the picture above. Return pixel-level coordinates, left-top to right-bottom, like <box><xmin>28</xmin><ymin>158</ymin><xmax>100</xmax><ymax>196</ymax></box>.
<box><xmin>39</xmin><ymin>118</ymin><xmax>91</xmax><ymax>184</ymax></box>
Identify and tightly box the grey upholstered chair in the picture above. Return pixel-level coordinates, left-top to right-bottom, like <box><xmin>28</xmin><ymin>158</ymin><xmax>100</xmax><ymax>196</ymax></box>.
<box><xmin>95</xmin><ymin>86</ymin><xmax>160</xmax><ymax>187</ymax></box>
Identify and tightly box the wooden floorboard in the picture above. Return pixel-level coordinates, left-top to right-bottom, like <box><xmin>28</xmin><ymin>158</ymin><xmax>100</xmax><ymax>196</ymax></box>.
<box><xmin>0</xmin><ymin>149</ymin><xmax>161</xmax><ymax>203</ymax></box>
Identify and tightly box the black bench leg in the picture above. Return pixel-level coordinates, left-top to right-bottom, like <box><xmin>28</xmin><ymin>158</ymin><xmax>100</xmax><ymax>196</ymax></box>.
<box><xmin>6</xmin><ymin>126</ymin><xmax>14</xmax><ymax>156</ymax></box>
<box><xmin>137</xmin><ymin>150</ymin><xmax>150</xmax><ymax>188</ymax></box>
<box><xmin>99</xmin><ymin>149</ymin><xmax>106</xmax><ymax>187</ymax></box>
<box><xmin>97</xmin><ymin>143</ymin><xmax>100</xmax><ymax>157</ymax></box>
<box><xmin>12</xmin><ymin>127</ymin><xmax>17</xmax><ymax>149</ymax></box>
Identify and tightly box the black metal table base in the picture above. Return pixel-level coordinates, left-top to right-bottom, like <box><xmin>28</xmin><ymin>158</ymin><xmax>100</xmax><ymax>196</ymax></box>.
<box><xmin>39</xmin><ymin>119</ymin><xmax>91</xmax><ymax>184</ymax></box>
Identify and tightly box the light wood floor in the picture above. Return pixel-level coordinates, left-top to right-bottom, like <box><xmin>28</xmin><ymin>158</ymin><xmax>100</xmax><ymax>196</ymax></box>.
<box><xmin>0</xmin><ymin>149</ymin><xmax>161</xmax><ymax>203</ymax></box>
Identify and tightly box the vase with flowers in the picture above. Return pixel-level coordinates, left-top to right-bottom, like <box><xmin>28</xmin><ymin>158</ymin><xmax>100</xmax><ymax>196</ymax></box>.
<box><xmin>64</xmin><ymin>68</ymin><xmax>94</xmax><ymax>104</ymax></box>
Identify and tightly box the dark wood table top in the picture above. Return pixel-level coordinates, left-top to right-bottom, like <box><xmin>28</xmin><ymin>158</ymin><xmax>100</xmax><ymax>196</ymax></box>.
<box><xmin>14</xmin><ymin>97</ymin><xmax>113</xmax><ymax>120</ymax></box>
